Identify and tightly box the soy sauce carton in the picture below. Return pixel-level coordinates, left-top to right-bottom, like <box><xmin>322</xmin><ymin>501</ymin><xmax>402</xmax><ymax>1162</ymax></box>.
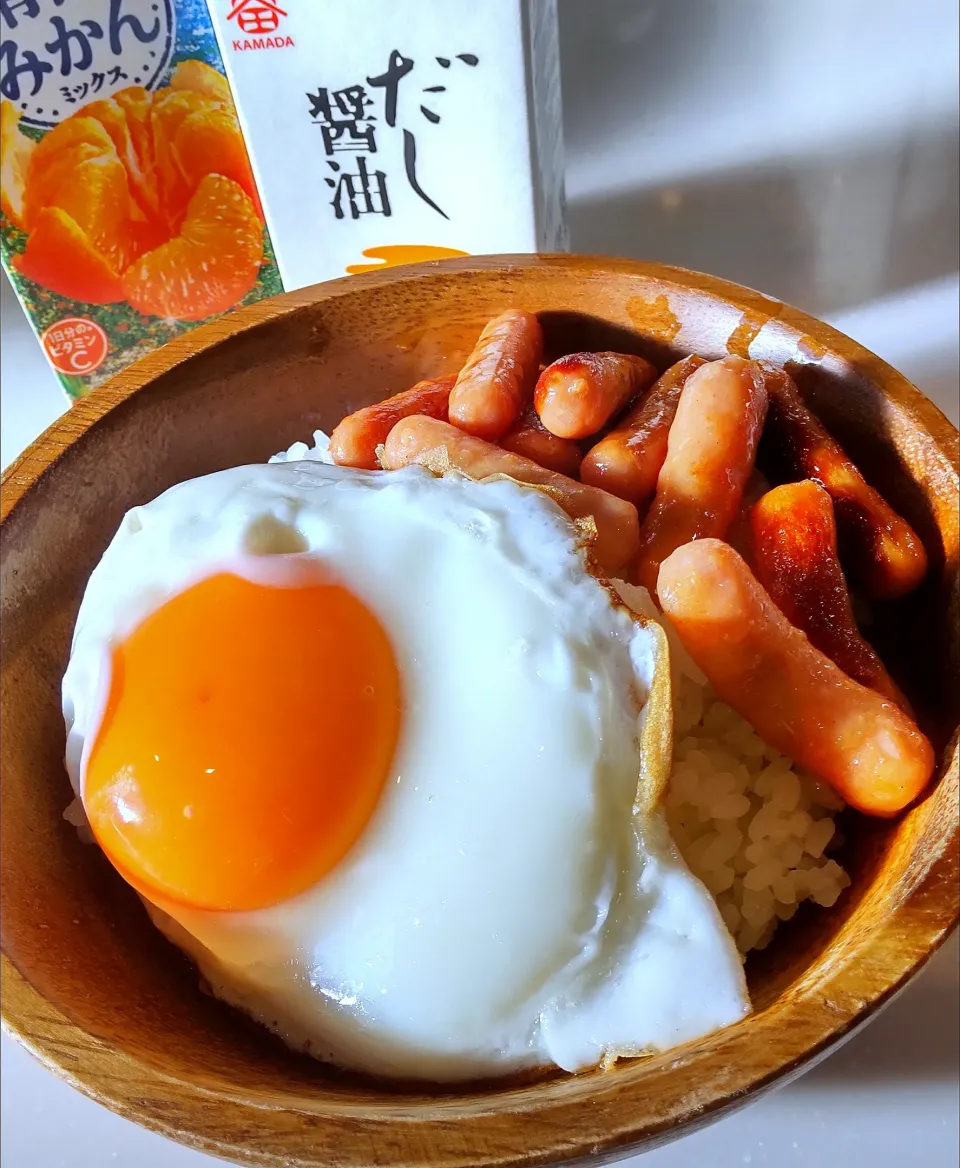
<box><xmin>207</xmin><ymin>0</ymin><xmax>566</xmax><ymax>287</ymax></box>
<box><xmin>0</xmin><ymin>1</ymin><xmax>564</xmax><ymax>401</ymax></box>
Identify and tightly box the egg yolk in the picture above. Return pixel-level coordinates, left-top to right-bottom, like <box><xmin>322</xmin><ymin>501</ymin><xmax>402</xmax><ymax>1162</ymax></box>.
<box><xmin>83</xmin><ymin>572</ymin><xmax>402</xmax><ymax>912</ymax></box>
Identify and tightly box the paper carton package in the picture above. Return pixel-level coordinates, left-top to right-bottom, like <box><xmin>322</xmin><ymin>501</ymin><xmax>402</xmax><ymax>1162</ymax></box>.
<box><xmin>208</xmin><ymin>0</ymin><xmax>566</xmax><ymax>286</ymax></box>
<box><xmin>0</xmin><ymin>0</ymin><xmax>565</xmax><ymax>400</ymax></box>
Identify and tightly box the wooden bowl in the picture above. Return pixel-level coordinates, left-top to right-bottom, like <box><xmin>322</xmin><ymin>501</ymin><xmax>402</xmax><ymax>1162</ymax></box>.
<box><xmin>2</xmin><ymin>256</ymin><xmax>957</xmax><ymax>1167</ymax></box>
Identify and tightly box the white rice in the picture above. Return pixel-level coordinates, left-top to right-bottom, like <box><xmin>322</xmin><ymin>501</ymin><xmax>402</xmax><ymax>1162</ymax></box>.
<box><xmin>614</xmin><ymin>580</ymin><xmax>851</xmax><ymax>956</ymax></box>
<box><xmin>269</xmin><ymin>430</ymin><xmax>335</xmax><ymax>465</ymax></box>
<box><xmin>270</xmin><ymin>432</ymin><xmax>852</xmax><ymax>955</ymax></box>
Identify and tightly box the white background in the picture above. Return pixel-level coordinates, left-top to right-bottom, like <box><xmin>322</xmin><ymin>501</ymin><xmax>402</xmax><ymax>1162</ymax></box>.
<box><xmin>2</xmin><ymin>0</ymin><xmax>958</xmax><ymax>1164</ymax></box>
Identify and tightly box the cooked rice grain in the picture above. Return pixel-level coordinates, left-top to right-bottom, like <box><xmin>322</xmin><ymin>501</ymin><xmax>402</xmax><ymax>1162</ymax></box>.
<box><xmin>613</xmin><ymin>578</ymin><xmax>851</xmax><ymax>957</ymax></box>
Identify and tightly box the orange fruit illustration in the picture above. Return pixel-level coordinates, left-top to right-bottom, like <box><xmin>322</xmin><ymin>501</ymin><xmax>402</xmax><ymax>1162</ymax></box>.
<box><xmin>122</xmin><ymin>174</ymin><xmax>262</xmax><ymax>321</ymax></box>
<box><xmin>81</xmin><ymin>93</ymin><xmax>158</xmax><ymax>219</ymax></box>
<box><xmin>14</xmin><ymin>207</ymin><xmax>125</xmax><ymax>303</ymax></box>
<box><xmin>63</xmin><ymin>156</ymin><xmax>163</xmax><ymax>273</ymax></box>
<box><xmin>150</xmin><ymin>89</ymin><xmax>223</xmax><ymax>229</ymax></box>
<box><xmin>112</xmin><ymin>86</ymin><xmax>157</xmax><ymax>200</ymax></box>
<box><xmin>1</xmin><ymin>101</ymin><xmax>35</xmax><ymax>228</ymax></box>
<box><xmin>23</xmin><ymin>139</ymin><xmax>113</xmax><ymax>230</ymax></box>
<box><xmin>173</xmin><ymin>106</ymin><xmax>263</xmax><ymax>220</ymax></box>
<box><xmin>169</xmin><ymin>60</ymin><xmax>233</xmax><ymax>105</ymax></box>
<box><xmin>28</xmin><ymin>115</ymin><xmax>116</xmax><ymax>181</ymax></box>
<box><xmin>7</xmin><ymin>64</ymin><xmax>265</xmax><ymax>322</ymax></box>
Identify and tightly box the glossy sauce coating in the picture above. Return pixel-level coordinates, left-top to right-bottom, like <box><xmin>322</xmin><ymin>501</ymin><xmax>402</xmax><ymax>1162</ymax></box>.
<box><xmin>329</xmin><ymin>376</ymin><xmax>455</xmax><ymax>470</ymax></box>
<box><xmin>658</xmin><ymin>540</ymin><xmax>935</xmax><ymax>817</ymax></box>
<box><xmin>381</xmin><ymin>415</ymin><xmax>640</xmax><ymax>572</ymax></box>
<box><xmin>499</xmin><ymin>405</ymin><xmax>583</xmax><ymax>477</ymax></box>
<box><xmin>725</xmin><ymin>469</ymin><xmax>771</xmax><ymax>561</ymax></box>
<box><xmin>759</xmin><ymin>367</ymin><xmax>928</xmax><ymax>600</ymax></box>
<box><xmin>751</xmin><ymin>480</ymin><xmax>907</xmax><ymax>708</ymax></box>
<box><xmin>448</xmin><ymin>309</ymin><xmax>543</xmax><ymax>441</ymax></box>
<box><xmin>534</xmin><ymin>352</ymin><xmax>657</xmax><ymax>440</ymax></box>
<box><xmin>580</xmin><ymin>354</ymin><xmax>706</xmax><ymax>508</ymax></box>
<box><xmin>631</xmin><ymin>356</ymin><xmax>770</xmax><ymax>595</ymax></box>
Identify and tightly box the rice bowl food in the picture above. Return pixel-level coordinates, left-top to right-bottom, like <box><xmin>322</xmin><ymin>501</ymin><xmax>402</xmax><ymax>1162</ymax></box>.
<box><xmin>60</xmin><ymin>307</ymin><xmax>934</xmax><ymax>1084</ymax></box>
<box><xmin>274</xmin><ymin>432</ymin><xmax>852</xmax><ymax>960</ymax></box>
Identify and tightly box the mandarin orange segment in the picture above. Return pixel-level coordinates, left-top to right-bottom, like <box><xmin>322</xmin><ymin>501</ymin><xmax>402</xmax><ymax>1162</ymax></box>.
<box><xmin>27</xmin><ymin>115</ymin><xmax>117</xmax><ymax>184</ymax></box>
<box><xmin>14</xmin><ymin>206</ymin><xmax>124</xmax><ymax>303</ymax></box>
<box><xmin>23</xmin><ymin>139</ymin><xmax>116</xmax><ymax>230</ymax></box>
<box><xmin>79</xmin><ymin>99</ymin><xmax>140</xmax><ymax>178</ymax></box>
<box><xmin>150</xmin><ymin>89</ymin><xmax>222</xmax><ymax>228</ymax></box>
<box><xmin>122</xmin><ymin>174</ymin><xmax>263</xmax><ymax>320</ymax></box>
<box><xmin>112</xmin><ymin>86</ymin><xmax>156</xmax><ymax>189</ymax></box>
<box><xmin>79</xmin><ymin>94</ymin><xmax>159</xmax><ymax>221</ymax></box>
<box><xmin>13</xmin><ymin>63</ymin><xmax>267</xmax><ymax>321</ymax></box>
<box><xmin>1</xmin><ymin>101</ymin><xmax>34</xmax><ymax>228</ymax></box>
<box><xmin>173</xmin><ymin>106</ymin><xmax>263</xmax><ymax>220</ymax></box>
<box><xmin>169</xmin><ymin>59</ymin><xmax>233</xmax><ymax>105</ymax></box>
<box><xmin>62</xmin><ymin>155</ymin><xmax>161</xmax><ymax>272</ymax></box>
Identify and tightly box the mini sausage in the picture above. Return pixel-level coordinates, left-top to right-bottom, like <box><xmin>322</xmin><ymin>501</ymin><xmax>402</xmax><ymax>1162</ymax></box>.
<box><xmin>534</xmin><ymin>352</ymin><xmax>657</xmax><ymax>440</ymax></box>
<box><xmin>447</xmin><ymin>309</ymin><xmax>543</xmax><ymax>441</ymax></box>
<box><xmin>381</xmin><ymin>416</ymin><xmax>640</xmax><ymax>572</ymax></box>
<box><xmin>328</xmin><ymin>375</ymin><xmax>455</xmax><ymax>470</ymax></box>
<box><xmin>499</xmin><ymin>405</ymin><xmax>583</xmax><ymax>477</ymax></box>
<box><xmin>580</xmin><ymin>354</ymin><xmax>706</xmax><ymax>508</ymax></box>
<box><xmin>759</xmin><ymin>366</ymin><xmax>928</xmax><ymax>600</ymax></box>
<box><xmin>658</xmin><ymin>539</ymin><xmax>935</xmax><ymax>817</ymax></box>
<box><xmin>631</xmin><ymin>356</ymin><xmax>770</xmax><ymax>595</ymax></box>
<box><xmin>750</xmin><ymin>481</ymin><xmax>907</xmax><ymax>708</ymax></box>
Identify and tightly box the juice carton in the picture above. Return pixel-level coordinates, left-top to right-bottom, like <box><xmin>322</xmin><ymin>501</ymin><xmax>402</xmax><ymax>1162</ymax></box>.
<box><xmin>1</xmin><ymin>1</ymin><xmax>565</xmax><ymax>401</ymax></box>
<box><xmin>0</xmin><ymin>0</ymin><xmax>281</xmax><ymax>400</ymax></box>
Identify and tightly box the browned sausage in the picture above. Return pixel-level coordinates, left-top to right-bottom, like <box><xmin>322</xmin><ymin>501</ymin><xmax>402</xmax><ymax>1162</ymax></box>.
<box><xmin>499</xmin><ymin>406</ymin><xmax>583</xmax><ymax>477</ymax></box>
<box><xmin>759</xmin><ymin>366</ymin><xmax>928</xmax><ymax>600</ymax></box>
<box><xmin>631</xmin><ymin>356</ymin><xmax>769</xmax><ymax>595</ymax></box>
<box><xmin>579</xmin><ymin>355</ymin><xmax>706</xmax><ymax>508</ymax></box>
<box><xmin>750</xmin><ymin>480</ymin><xmax>908</xmax><ymax>708</ymax></box>
<box><xmin>447</xmin><ymin>309</ymin><xmax>543</xmax><ymax>441</ymax></box>
<box><xmin>328</xmin><ymin>376</ymin><xmax>455</xmax><ymax>470</ymax></box>
<box><xmin>533</xmin><ymin>352</ymin><xmax>657</xmax><ymax>440</ymax></box>
<box><xmin>658</xmin><ymin>539</ymin><xmax>935</xmax><ymax>817</ymax></box>
<box><xmin>381</xmin><ymin>416</ymin><xmax>640</xmax><ymax>572</ymax></box>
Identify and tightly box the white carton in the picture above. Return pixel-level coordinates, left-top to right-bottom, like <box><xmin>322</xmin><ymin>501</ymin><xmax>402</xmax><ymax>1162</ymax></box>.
<box><xmin>207</xmin><ymin>0</ymin><xmax>566</xmax><ymax>287</ymax></box>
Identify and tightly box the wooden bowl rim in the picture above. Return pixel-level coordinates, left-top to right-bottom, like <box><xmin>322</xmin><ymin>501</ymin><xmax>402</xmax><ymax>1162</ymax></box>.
<box><xmin>2</xmin><ymin>254</ymin><xmax>958</xmax><ymax>1168</ymax></box>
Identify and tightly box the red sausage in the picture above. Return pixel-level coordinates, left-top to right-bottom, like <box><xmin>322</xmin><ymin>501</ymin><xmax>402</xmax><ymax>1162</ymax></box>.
<box><xmin>328</xmin><ymin>376</ymin><xmax>455</xmax><ymax>470</ymax></box>
<box><xmin>750</xmin><ymin>480</ymin><xmax>908</xmax><ymax>708</ymax></box>
<box><xmin>631</xmin><ymin>356</ymin><xmax>770</xmax><ymax>595</ymax></box>
<box><xmin>447</xmin><ymin>309</ymin><xmax>543</xmax><ymax>441</ymax></box>
<box><xmin>658</xmin><ymin>539</ymin><xmax>935</xmax><ymax>817</ymax></box>
<box><xmin>381</xmin><ymin>416</ymin><xmax>640</xmax><ymax>572</ymax></box>
<box><xmin>759</xmin><ymin>366</ymin><xmax>928</xmax><ymax>600</ymax></box>
<box><xmin>499</xmin><ymin>406</ymin><xmax>583</xmax><ymax>477</ymax></box>
<box><xmin>580</xmin><ymin>355</ymin><xmax>706</xmax><ymax>508</ymax></box>
<box><xmin>534</xmin><ymin>352</ymin><xmax>657</xmax><ymax>440</ymax></box>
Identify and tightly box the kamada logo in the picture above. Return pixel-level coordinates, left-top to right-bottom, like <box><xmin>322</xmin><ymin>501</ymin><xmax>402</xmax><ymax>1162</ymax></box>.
<box><xmin>227</xmin><ymin>0</ymin><xmax>294</xmax><ymax>50</ymax></box>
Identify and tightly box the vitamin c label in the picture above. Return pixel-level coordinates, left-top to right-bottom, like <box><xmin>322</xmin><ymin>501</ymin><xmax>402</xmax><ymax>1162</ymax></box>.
<box><xmin>41</xmin><ymin>317</ymin><xmax>110</xmax><ymax>375</ymax></box>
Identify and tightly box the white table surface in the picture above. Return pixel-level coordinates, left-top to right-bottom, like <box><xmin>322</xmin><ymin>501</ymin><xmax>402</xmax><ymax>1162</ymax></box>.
<box><xmin>2</xmin><ymin>1</ymin><xmax>958</xmax><ymax>1164</ymax></box>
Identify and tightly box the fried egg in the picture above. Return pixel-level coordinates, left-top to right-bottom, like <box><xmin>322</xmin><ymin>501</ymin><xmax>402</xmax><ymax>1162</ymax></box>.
<box><xmin>62</xmin><ymin>461</ymin><xmax>748</xmax><ymax>1080</ymax></box>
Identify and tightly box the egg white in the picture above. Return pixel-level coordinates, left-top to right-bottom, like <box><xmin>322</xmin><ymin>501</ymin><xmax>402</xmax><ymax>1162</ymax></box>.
<box><xmin>63</xmin><ymin>461</ymin><xmax>749</xmax><ymax>1080</ymax></box>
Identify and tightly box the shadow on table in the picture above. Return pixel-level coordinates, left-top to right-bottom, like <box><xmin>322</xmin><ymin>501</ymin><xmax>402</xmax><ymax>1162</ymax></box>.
<box><xmin>567</xmin><ymin>123</ymin><xmax>960</xmax><ymax>321</ymax></box>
